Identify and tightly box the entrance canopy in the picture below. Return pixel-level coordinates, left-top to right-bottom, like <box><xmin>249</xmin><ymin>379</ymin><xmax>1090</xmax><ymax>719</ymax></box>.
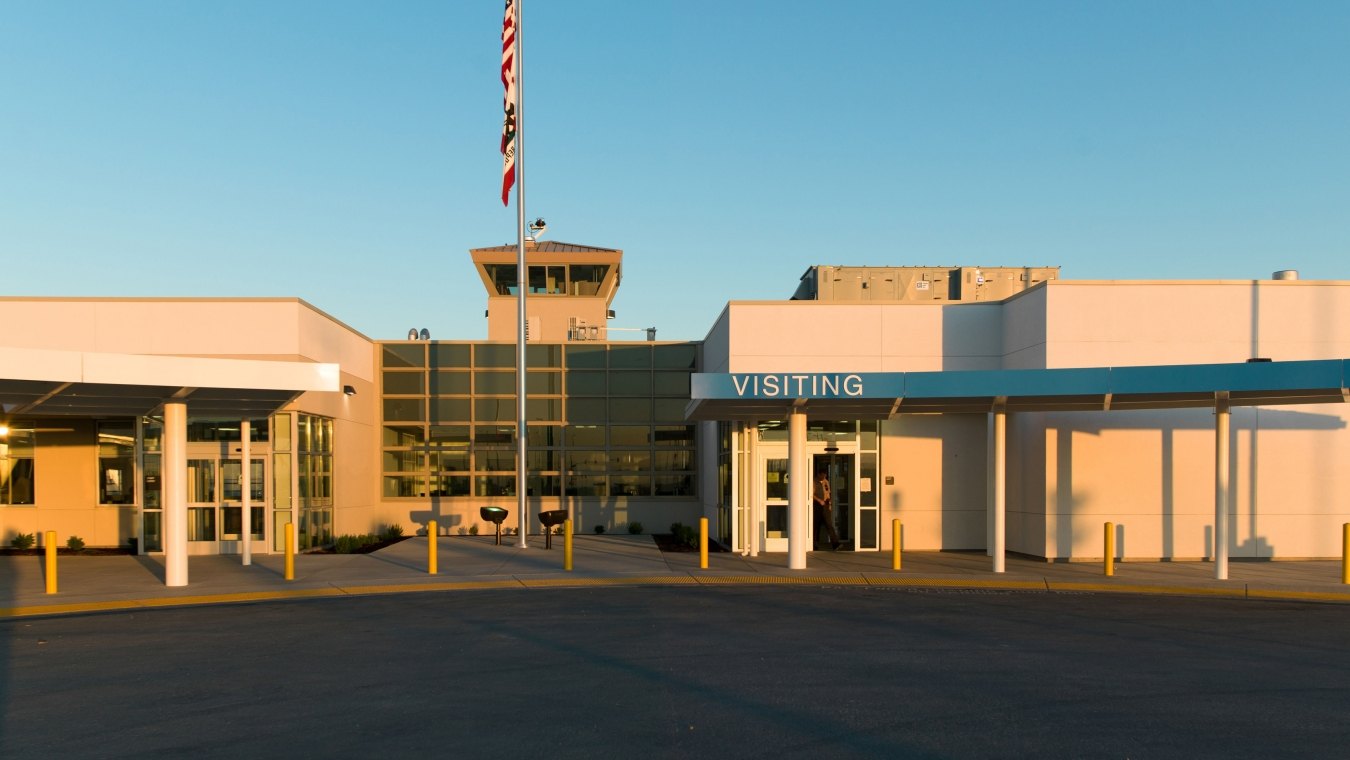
<box><xmin>686</xmin><ymin>359</ymin><xmax>1350</xmax><ymax>420</ymax></box>
<box><xmin>0</xmin><ymin>346</ymin><xmax>341</xmax><ymax>417</ymax></box>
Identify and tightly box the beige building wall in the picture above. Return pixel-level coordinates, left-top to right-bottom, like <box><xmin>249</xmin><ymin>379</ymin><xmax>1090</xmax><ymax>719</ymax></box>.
<box><xmin>1027</xmin><ymin>280</ymin><xmax>1350</xmax><ymax>559</ymax></box>
<box><xmin>4</xmin><ymin>420</ymin><xmax>134</xmax><ymax>548</ymax></box>
<box><xmin>879</xmin><ymin>414</ymin><xmax>987</xmax><ymax>551</ymax></box>
<box><xmin>485</xmin><ymin>295</ymin><xmax>613</xmax><ymax>343</ymax></box>
<box><xmin>722</xmin><ymin>300</ymin><xmax>1005</xmax><ymax>373</ymax></box>
<box><xmin>1042</xmin><ymin>280</ymin><xmax>1350</xmax><ymax>367</ymax></box>
<box><xmin>0</xmin><ymin>297</ymin><xmax>377</xmax><ymax>549</ymax></box>
<box><xmin>711</xmin><ymin>279</ymin><xmax>1350</xmax><ymax>560</ymax></box>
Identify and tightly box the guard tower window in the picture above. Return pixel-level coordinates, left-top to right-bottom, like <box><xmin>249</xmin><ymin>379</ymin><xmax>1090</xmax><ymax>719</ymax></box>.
<box><xmin>484</xmin><ymin>264</ymin><xmax>518</xmax><ymax>295</ymax></box>
<box><xmin>528</xmin><ymin>265</ymin><xmax>566</xmax><ymax>294</ymax></box>
<box><xmin>568</xmin><ymin>264</ymin><xmax>609</xmax><ymax>296</ymax></box>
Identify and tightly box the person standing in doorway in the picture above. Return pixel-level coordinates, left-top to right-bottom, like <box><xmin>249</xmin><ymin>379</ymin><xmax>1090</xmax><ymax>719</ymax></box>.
<box><xmin>813</xmin><ymin>469</ymin><xmax>842</xmax><ymax>551</ymax></box>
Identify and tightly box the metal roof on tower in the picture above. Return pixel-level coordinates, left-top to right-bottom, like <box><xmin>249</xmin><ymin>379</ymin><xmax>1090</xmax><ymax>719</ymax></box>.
<box><xmin>470</xmin><ymin>241</ymin><xmax>620</xmax><ymax>254</ymax></box>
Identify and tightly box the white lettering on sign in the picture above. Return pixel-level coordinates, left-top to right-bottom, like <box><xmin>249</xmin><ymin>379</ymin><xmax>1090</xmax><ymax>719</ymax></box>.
<box><xmin>729</xmin><ymin>374</ymin><xmax>865</xmax><ymax>398</ymax></box>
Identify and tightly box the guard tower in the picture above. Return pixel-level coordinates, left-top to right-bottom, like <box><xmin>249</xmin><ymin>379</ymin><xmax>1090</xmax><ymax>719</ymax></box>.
<box><xmin>470</xmin><ymin>240</ymin><xmax>623</xmax><ymax>342</ymax></box>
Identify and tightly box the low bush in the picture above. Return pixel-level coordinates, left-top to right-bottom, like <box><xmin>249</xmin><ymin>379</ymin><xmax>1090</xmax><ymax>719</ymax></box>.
<box><xmin>669</xmin><ymin>522</ymin><xmax>698</xmax><ymax>548</ymax></box>
<box><xmin>594</xmin><ymin>525</ymin><xmax>605</xmax><ymax>534</ymax></box>
<box><xmin>10</xmin><ymin>533</ymin><xmax>35</xmax><ymax>550</ymax></box>
<box><xmin>627</xmin><ymin>522</ymin><xmax>643</xmax><ymax>535</ymax></box>
<box><xmin>381</xmin><ymin>523</ymin><xmax>404</xmax><ymax>540</ymax></box>
<box><xmin>66</xmin><ymin>536</ymin><xmax>86</xmax><ymax>551</ymax></box>
<box><xmin>333</xmin><ymin>534</ymin><xmax>381</xmax><ymax>554</ymax></box>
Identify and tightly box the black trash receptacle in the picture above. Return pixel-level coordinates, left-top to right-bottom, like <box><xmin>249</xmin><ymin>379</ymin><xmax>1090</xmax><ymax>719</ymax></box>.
<box><xmin>480</xmin><ymin>506</ymin><xmax>509</xmax><ymax>545</ymax></box>
<box><xmin>538</xmin><ymin>510</ymin><xmax>568</xmax><ymax>549</ymax></box>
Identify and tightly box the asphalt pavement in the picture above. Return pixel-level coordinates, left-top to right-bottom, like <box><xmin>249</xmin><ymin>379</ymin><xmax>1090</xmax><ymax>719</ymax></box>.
<box><xmin>4</xmin><ymin>586</ymin><xmax>1350</xmax><ymax>758</ymax></box>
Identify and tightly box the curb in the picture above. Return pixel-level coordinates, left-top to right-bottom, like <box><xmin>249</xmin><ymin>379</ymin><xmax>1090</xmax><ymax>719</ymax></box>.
<box><xmin>4</xmin><ymin>573</ymin><xmax>1350</xmax><ymax>619</ymax></box>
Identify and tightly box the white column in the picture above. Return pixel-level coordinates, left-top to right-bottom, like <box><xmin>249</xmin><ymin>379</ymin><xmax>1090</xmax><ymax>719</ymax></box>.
<box><xmin>788</xmin><ymin>409</ymin><xmax>808</xmax><ymax>570</ymax></box>
<box><xmin>241</xmin><ymin>419</ymin><xmax>251</xmax><ymax>566</ymax></box>
<box><xmin>163</xmin><ymin>402</ymin><xmax>188</xmax><ymax>587</ymax></box>
<box><xmin>1215</xmin><ymin>394</ymin><xmax>1230</xmax><ymax>580</ymax></box>
<box><xmin>746</xmin><ymin>420</ymin><xmax>760</xmax><ymax>557</ymax></box>
<box><xmin>991</xmin><ymin>400</ymin><xmax>1007</xmax><ymax>574</ymax></box>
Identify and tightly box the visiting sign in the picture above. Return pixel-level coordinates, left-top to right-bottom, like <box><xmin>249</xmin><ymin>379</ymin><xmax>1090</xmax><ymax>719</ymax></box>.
<box><xmin>691</xmin><ymin>373</ymin><xmax>906</xmax><ymax>400</ymax></box>
<box><xmin>690</xmin><ymin>359</ymin><xmax>1350</xmax><ymax>404</ymax></box>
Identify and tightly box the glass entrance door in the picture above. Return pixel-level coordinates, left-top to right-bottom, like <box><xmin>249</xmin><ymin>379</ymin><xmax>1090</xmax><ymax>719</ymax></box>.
<box><xmin>186</xmin><ymin>454</ymin><xmax>268</xmax><ymax>555</ymax></box>
<box><xmin>187</xmin><ymin>458</ymin><xmax>218</xmax><ymax>555</ymax></box>
<box><xmin>813</xmin><ymin>453</ymin><xmax>854</xmax><ymax>551</ymax></box>
<box><xmin>221</xmin><ymin>458</ymin><xmax>266</xmax><ymax>553</ymax></box>
<box><xmin>762</xmin><ymin>457</ymin><xmax>790</xmax><ymax>552</ymax></box>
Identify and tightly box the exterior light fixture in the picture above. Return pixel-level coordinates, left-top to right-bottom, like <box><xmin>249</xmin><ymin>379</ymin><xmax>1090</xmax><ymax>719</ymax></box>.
<box><xmin>343</xmin><ymin>385</ymin><xmax>357</xmax><ymax>396</ymax></box>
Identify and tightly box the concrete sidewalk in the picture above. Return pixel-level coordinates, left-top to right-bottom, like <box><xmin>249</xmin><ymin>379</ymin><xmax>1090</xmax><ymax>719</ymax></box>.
<box><xmin>4</xmin><ymin>535</ymin><xmax>1350</xmax><ymax>618</ymax></box>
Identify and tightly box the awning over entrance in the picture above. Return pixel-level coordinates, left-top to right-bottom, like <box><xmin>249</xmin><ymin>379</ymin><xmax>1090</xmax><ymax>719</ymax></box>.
<box><xmin>686</xmin><ymin>359</ymin><xmax>1350</xmax><ymax>420</ymax></box>
<box><xmin>690</xmin><ymin>358</ymin><xmax>1350</xmax><ymax>579</ymax></box>
<box><xmin>0</xmin><ymin>346</ymin><xmax>341</xmax><ymax>417</ymax></box>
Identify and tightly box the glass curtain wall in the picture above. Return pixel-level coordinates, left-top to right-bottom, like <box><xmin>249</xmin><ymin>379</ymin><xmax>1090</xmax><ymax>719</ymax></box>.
<box><xmin>380</xmin><ymin>341</ymin><xmax>698</xmax><ymax>507</ymax></box>
<box><xmin>297</xmin><ymin>414</ymin><xmax>334</xmax><ymax>549</ymax></box>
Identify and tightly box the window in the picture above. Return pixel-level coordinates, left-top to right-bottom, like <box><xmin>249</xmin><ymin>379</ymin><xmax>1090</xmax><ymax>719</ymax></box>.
<box><xmin>382</xmin><ymin>344</ymin><xmax>426</xmax><ymax>368</ymax></box>
<box><xmin>298</xmin><ymin>414</ymin><xmax>334</xmax><ymax>549</ymax></box>
<box><xmin>568</xmin><ymin>264</ymin><xmax>609</xmax><ymax>296</ymax></box>
<box><xmin>528</xmin><ymin>265</ymin><xmax>566</xmax><ymax>294</ymax></box>
<box><xmin>0</xmin><ymin>425</ymin><xmax>36</xmax><ymax>505</ymax></box>
<box><xmin>383</xmin><ymin>372</ymin><xmax>424</xmax><ymax>395</ymax></box>
<box><xmin>484</xmin><ymin>264</ymin><xmax>518</xmax><ymax>295</ymax></box>
<box><xmin>98</xmin><ymin>420</ymin><xmax>136</xmax><ymax>505</ymax></box>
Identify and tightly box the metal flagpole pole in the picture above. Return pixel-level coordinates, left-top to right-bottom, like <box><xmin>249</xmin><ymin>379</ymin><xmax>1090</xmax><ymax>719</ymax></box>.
<box><xmin>514</xmin><ymin>0</ymin><xmax>529</xmax><ymax>548</ymax></box>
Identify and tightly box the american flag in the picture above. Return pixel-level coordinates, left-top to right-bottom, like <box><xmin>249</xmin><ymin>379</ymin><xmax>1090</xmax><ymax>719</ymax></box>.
<box><xmin>500</xmin><ymin>0</ymin><xmax>517</xmax><ymax>206</ymax></box>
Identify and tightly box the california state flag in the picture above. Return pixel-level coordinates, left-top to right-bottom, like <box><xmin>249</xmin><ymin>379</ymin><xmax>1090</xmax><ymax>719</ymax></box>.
<box><xmin>500</xmin><ymin>0</ymin><xmax>517</xmax><ymax>206</ymax></box>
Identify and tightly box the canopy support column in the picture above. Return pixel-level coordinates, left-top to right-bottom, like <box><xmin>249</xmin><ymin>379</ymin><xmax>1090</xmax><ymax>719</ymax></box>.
<box><xmin>990</xmin><ymin>397</ymin><xmax>1007</xmax><ymax>574</ymax></box>
<box><xmin>164</xmin><ymin>401</ymin><xmax>188</xmax><ymax>587</ymax></box>
<box><xmin>788</xmin><ymin>407</ymin><xmax>808</xmax><ymax>570</ymax></box>
<box><xmin>1215</xmin><ymin>392</ymin><xmax>1231</xmax><ymax>580</ymax></box>
<box><xmin>241</xmin><ymin>419</ymin><xmax>252</xmax><ymax>566</ymax></box>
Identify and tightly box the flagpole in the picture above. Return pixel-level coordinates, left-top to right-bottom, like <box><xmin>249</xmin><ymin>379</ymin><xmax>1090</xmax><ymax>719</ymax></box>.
<box><xmin>513</xmin><ymin>0</ymin><xmax>529</xmax><ymax>549</ymax></box>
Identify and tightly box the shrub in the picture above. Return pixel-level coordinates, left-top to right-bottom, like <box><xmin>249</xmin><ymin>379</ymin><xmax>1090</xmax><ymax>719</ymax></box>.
<box><xmin>594</xmin><ymin>525</ymin><xmax>605</xmax><ymax>534</ymax></box>
<box><xmin>468</xmin><ymin>524</ymin><xmax>479</xmax><ymax>536</ymax></box>
<box><xmin>627</xmin><ymin>522</ymin><xmax>643</xmax><ymax>535</ymax></box>
<box><xmin>66</xmin><ymin>536</ymin><xmax>86</xmax><ymax>551</ymax></box>
<box><xmin>381</xmin><ymin>523</ymin><xmax>404</xmax><ymax>540</ymax></box>
<box><xmin>670</xmin><ymin>522</ymin><xmax>698</xmax><ymax>548</ymax></box>
<box><xmin>334</xmin><ymin>533</ymin><xmax>382</xmax><ymax>554</ymax></box>
<box><xmin>10</xmin><ymin>533</ymin><xmax>35</xmax><ymax>550</ymax></box>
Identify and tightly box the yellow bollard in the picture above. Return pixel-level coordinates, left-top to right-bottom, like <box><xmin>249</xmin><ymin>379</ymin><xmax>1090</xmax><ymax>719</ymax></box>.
<box><xmin>45</xmin><ymin>530</ymin><xmax>57</xmax><ymax>594</ymax></box>
<box><xmin>1104</xmin><ymin>522</ymin><xmax>1115</xmax><ymax>577</ymax></box>
<box><xmin>699</xmin><ymin>517</ymin><xmax>708</xmax><ymax>569</ymax></box>
<box><xmin>892</xmin><ymin>519</ymin><xmax>902</xmax><ymax>571</ymax></box>
<box><xmin>284</xmin><ymin>523</ymin><xmax>295</xmax><ymax>581</ymax></box>
<box><xmin>428</xmin><ymin>519</ymin><xmax>438</xmax><ymax>575</ymax></box>
<box><xmin>1342</xmin><ymin>523</ymin><xmax>1349</xmax><ymax>585</ymax></box>
<box><xmin>564</xmin><ymin>519</ymin><xmax>573</xmax><ymax>572</ymax></box>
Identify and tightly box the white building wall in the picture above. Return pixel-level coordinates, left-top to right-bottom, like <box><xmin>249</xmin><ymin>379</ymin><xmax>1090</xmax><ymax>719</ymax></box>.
<box><xmin>879</xmin><ymin>414</ymin><xmax>987</xmax><ymax>551</ymax></box>
<box><xmin>1031</xmin><ymin>281</ymin><xmax>1350</xmax><ymax>559</ymax></box>
<box><xmin>0</xmin><ymin>297</ymin><xmax>378</xmax><ymax>549</ymax></box>
<box><xmin>724</xmin><ymin>300</ymin><xmax>1006</xmax><ymax>373</ymax></box>
<box><xmin>713</xmin><ymin>279</ymin><xmax>1350</xmax><ymax>560</ymax></box>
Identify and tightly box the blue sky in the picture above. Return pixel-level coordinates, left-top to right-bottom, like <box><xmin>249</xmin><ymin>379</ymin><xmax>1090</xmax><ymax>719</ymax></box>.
<box><xmin>3</xmin><ymin>1</ymin><xmax>1347</xmax><ymax>341</ymax></box>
